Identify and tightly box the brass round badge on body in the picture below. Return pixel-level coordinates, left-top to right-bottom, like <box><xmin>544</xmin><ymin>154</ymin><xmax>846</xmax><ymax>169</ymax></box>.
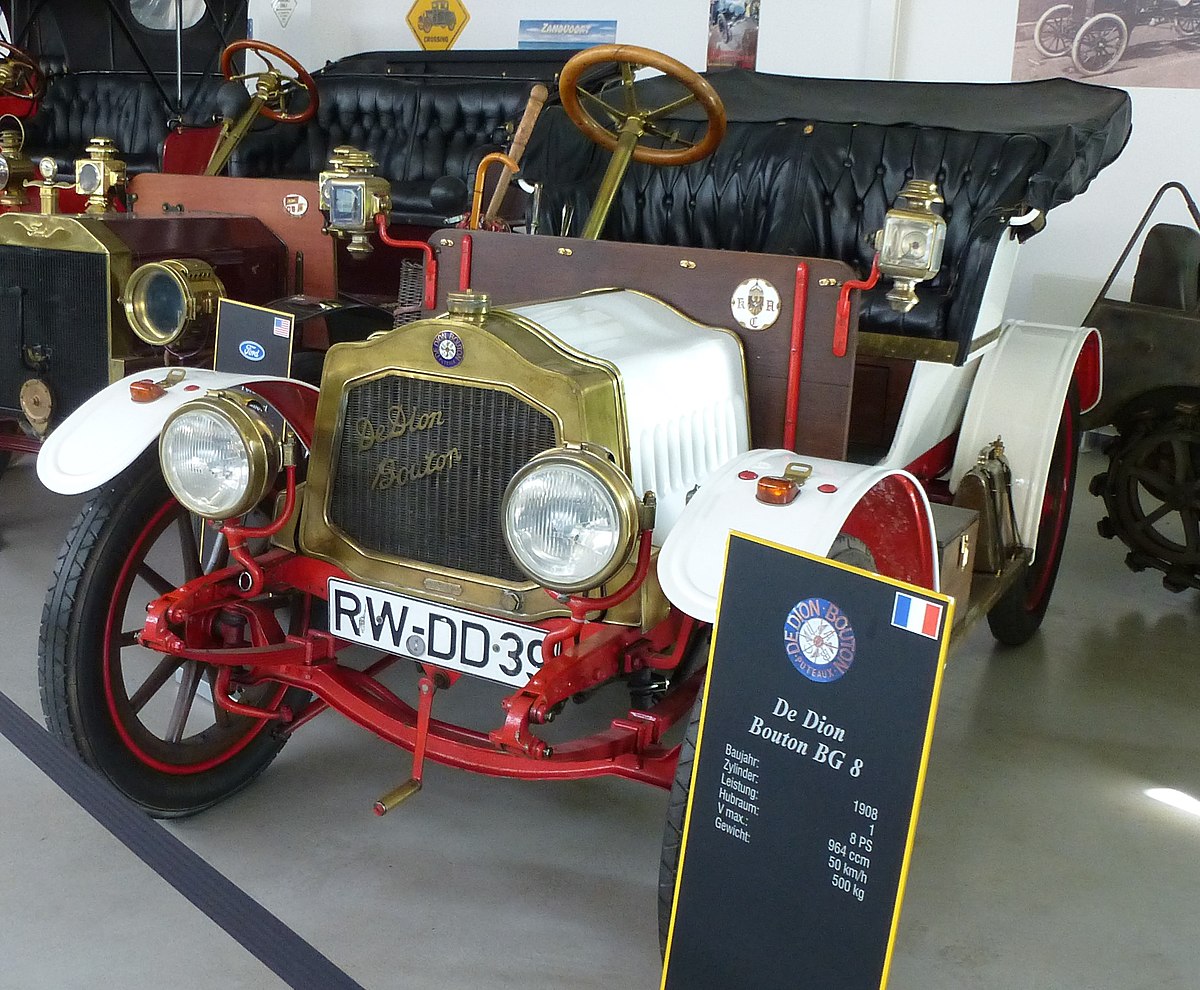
<box><xmin>19</xmin><ymin>377</ymin><xmax>52</xmax><ymax>435</ymax></box>
<box><xmin>730</xmin><ymin>277</ymin><xmax>781</xmax><ymax>331</ymax></box>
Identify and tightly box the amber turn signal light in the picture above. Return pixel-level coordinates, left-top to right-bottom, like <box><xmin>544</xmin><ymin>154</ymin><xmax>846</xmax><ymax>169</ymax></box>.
<box><xmin>756</xmin><ymin>475</ymin><xmax>800</xmax><ymax>505</ymax></box>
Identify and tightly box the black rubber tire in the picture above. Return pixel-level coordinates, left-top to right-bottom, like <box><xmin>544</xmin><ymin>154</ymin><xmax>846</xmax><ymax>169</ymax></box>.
<box><xmin>38</xmin><ymin>456</ymin><xmax>307</xmax><ymax>818</ymax></box>
<box><xmin>656</xmin><ymin>535</ymin><xmax>874</xmax><ymax>950</ymax></box>
<box><xmin>986</xmin><ymin>390</ymin><xmax>1079</xmax><ymax>647</ymax></box>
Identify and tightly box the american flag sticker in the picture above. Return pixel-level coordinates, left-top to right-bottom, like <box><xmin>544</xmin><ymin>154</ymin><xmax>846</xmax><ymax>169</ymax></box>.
<box><xmin>891</xmin><ymin>591</ymin><xmax>943</xmax><ymax>639</ymax></box>
<box><xmin>273</xmin><ymin>315</ymin><xmax>292</xmax><ymax>338</ymax></box>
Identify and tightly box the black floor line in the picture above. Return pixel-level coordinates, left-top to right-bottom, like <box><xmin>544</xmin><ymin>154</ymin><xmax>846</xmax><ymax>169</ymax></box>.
<box><xmin>0</xmin><ymin>690</ymin><xmax>367</xmax><ymax>990</ymax></box>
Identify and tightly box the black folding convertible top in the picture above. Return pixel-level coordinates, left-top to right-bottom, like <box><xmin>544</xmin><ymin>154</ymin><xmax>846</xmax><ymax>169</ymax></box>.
<box><xmin>634</xmin><ymin>69</ymin><xmax>1133</xmax><ymax>213</ymax></box>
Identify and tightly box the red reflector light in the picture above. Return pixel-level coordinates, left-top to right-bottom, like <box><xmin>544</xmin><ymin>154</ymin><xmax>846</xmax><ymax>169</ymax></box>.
<box><xmin>756</xmin><ymin>476</ymin><xmax>800</xmax><ymax>505</ymax></box>
<box><xmin>738</xmin><ymin>470</ymin><xmax>758</xmax><ymax>481</ymax></box>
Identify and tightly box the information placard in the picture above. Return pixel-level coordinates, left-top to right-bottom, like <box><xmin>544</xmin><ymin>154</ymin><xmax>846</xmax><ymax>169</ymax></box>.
<box><xmin>661</xmin><ymin>532</ymin><xmax>953</xmax><ymax>990</ymax></box>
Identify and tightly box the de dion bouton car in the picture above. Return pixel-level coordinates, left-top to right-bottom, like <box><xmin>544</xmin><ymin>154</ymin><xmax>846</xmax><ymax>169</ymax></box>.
<box><xmin>33</xmin><ymin>45</ymin><xmax>1129</xmax><ymax>943</ymax></box>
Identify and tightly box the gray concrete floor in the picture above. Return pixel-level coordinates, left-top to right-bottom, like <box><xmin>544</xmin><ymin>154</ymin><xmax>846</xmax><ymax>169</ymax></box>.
<box><xmin>1</xmin><ymin>448</ymin><xmax>1198</xmax><ymax>989</ymax></box>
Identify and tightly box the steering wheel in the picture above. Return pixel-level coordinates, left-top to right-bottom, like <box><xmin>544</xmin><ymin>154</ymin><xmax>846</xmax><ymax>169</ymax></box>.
<box><xmin>220</xmin><ymin>39</ymin><xmax>317</xmax><ymax>124</ymax></box>
<box><xmin>558</xmin><ymin>44</ymin><xmax>726</xmax><ymax>167</ymax></box>
<box><xmin>0</xmin><ymin>41</ymin><xmax>43</xmax><ymax>102</ymax></box>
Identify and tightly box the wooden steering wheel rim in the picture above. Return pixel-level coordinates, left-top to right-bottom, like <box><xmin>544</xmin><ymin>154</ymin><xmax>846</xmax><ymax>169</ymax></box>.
<box><xmin>220</xmin><ymin>39</ymin><xmax>318</xmax><ymax>124</ymax></box>
<box><xmin>558</xmin><ymin>44</ymin><xmax>726</xmax><ymax>167</ymax></box>
<box><xmin>0</xmin><ymin>40</ymin><xmax>43</xmax><ymax>101</ymax></box>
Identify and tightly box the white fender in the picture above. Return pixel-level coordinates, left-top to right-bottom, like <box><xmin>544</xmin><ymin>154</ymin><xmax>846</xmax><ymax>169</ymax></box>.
<box><xmin>658</xmin><ymin>449</ymin><xmax>937</xmax><ymax>623</ymax></box>
<box><xmin>37</xmin><ymin>368</ymin><xmax>316</xmax><ymax>495</ymax></box>
<box><xmin>951</xmin><ymin>320</ymin><xmax>1099</xmax><ymax>557</ymax></box>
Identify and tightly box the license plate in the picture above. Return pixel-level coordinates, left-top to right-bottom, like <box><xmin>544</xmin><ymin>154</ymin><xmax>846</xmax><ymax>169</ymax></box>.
<box><xmin>327</xmin><ymin>578</ymin><xmax>545</xmax><ymax>688</ymax></box>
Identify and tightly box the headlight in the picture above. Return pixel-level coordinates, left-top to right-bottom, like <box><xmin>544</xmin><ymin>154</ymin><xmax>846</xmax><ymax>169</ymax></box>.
<box><xmin>160</xmin><ymin>392</ymin><xmax>281</xmax><ymax>519</ymax></box>
<box><xmin>0</xmin><ymin>155</ymin><xmax>10</xmax><ymax>186</ymax></box>
<box><xmin>502</xmin><ymin>447</ymin><xmax>640</xmax><ymax>593</ymax></box>
<box><xmin>123</xmin><ymin>259</ymin><xmax>225</xmax><ymax>346</ymax></box>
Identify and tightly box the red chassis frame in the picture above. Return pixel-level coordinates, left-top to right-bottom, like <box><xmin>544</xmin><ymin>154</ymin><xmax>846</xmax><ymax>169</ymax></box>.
<box><xmin>137</xmin><ymin>459</ymin><xmax>705</xmax><ymax>793</ymax></box>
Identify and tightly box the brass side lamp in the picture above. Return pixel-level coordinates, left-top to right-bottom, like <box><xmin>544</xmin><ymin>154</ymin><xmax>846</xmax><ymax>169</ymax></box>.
<box><xmin>75</xmin><ymin>137</ymin><xmax>127</xmax><ymax>213</ymax></box>
<box><xmin>0</xmin><ymin>127</ymin><xmax>34</xmax><ymax>207</ymax></box>
<box><xmin>318</xmin><ymin>146</ymin><xmax>392</xmax><ymax>258</ymax></box>
<box><xmin>875</xmin><ymin>179</ymin><xmax>947</xmax><ymax>313</ymax></box>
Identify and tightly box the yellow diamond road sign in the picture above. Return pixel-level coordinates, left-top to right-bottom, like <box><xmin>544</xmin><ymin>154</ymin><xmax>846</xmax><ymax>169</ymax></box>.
<box><xmin>407</xmin><ymin>0</ymin><xmax>469</xmax><ymax>51</ymax></box>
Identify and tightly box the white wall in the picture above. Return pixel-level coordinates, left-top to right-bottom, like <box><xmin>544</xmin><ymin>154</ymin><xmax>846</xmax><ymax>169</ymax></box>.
<box><xmin>248</xmin><ymin>0</ymin><xmax>1199</xmax><ymax>326</ymax></box>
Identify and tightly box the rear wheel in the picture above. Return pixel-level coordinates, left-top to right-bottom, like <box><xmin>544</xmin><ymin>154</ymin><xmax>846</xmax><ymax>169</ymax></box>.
<box><xmin>987</xmin><ymin>392</ymin><xmax>1079</xmax><ymax>646</ymax></box>
<box><xmin>1175</xmin><ymin>9</ymin><xmax>1200</xmax><ymax>36</ymax></box>
<box><xmin>656</xmin><ymin>535</ymin><xmax>873</xmax><ymax>950</ymax></box>
<box><xmin>1071</xmin><ymin>12</ymin><xmax>1128</xmax><ymax>75</ymax></box>
<box><xmin>1034</xmin><ymin>3</ymin><xmax>1076</xmax><ymax>57</ymax></box>
<box><xmin>38</xmin><ymin>458</ymin><xmax>308</xmax><ymax>817</ymax></box>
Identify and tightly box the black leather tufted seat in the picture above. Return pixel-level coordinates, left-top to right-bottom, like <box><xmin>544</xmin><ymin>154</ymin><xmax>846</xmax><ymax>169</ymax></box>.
<box><xmin>229</xmin><ymin>75</ymin><xmax>535</xmax><ymax>224</ymax></box>
<box><xmin>523</xmin><ymin>108</ymin><xmax>1047</xmax><ymax>360</ymax></box>
<box><xmin>22</xmin><ymin>71</ymin><xmax>224</xmax><ymax>175</ymax></box>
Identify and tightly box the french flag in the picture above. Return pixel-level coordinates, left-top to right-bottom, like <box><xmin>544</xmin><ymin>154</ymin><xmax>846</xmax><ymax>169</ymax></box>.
<box><xmin>891</xmin><ymin>592</ymin><xmax>943</xmax><ymax>639</ymax></box>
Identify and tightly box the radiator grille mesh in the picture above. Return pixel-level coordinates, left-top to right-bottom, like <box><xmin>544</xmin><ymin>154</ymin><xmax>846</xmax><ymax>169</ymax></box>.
<box><xmin>0</xmin><ymin>246</ymin><xmax>108</xmax><ymax>420</ymax></box>
<box><xmin>328</xmin><ymin>374</ymin><xmax>556</xmax><ymax>581</ymax></box>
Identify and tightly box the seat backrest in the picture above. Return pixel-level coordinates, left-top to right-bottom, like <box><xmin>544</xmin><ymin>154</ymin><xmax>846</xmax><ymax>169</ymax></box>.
<box><xmin>1131</xmin><ymin>223</ymin><xmax>1200</xmax><ymax>312</ymax></box>
<box><xmin>523</xmin><ymin>108</ymin><xmax>1049</xmax><ymax>356</ymax></box>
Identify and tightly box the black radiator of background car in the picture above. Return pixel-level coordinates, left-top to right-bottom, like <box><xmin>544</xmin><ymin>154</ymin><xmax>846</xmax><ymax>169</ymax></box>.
<box><xmin>0</xmin><ymin>246</ymin><xmax>109</xmax><ymax>422</ymax></box>
<box><xmin>328</xmin><ymin>374</ymin><xmax>557</xmax><ymax>582</ymax></box>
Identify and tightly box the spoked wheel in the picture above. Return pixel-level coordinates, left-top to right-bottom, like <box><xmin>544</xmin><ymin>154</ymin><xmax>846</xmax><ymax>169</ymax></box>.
<box><xmin>1034</xmin><ymin>3</ymin><xmax>1077</xmax><ymax>57</ymax></box>
<box><xmin>39</xmin><ymin>459</ymin><xmax>308</xmax><ymax>817</ymax></box>
<box><xmin>987</xmin><ymin>392</ymin><xmax>1079</xmax><ymax>646</ymax></box>
<box><xmin>656</xmin><ymin>537</ymin><xmax>872</xmax><ymax>951</ymax></box>
<box><xmin>1175</xmin><ymin>8</ymin><xmax>1200</xmax><ymax>36</ymax></box>
<box><xmin>1071</xmin><ymin>12</ymin><xmax>1129</xmax><ymax>75</ymax></box>
<box><xmin>1093</xmin><ymin>390</ymin><xmax>1200</xmax><ymax>592</ymax></box>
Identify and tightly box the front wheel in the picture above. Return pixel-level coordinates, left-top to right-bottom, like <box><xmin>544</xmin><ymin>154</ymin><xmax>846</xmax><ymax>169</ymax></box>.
<box><xmin>38</xmin><ymin>459</ymin><xmax>308</xmax><ymax>817</ymax></box>
<box><xmin>1034</xmin><ymin>3</ymin><xmax>1076</xmax><ymax>57</ymax></box>
<box><xmin>1071</xmin><ymin>12</ymin><xmax>1128</xmax><ymax>75</ymax></box>
<box><xmin>986</xmin><ymin>391</ymin><xmax>1079</xmax><ymax>646</ymax></box>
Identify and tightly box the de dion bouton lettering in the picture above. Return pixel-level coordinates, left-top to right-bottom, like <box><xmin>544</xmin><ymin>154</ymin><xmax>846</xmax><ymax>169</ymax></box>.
<box><xmin>747</xmin><ymin>697</ymin><xmax>863</xmax><ymax>777</ymax></box>
<box><xmin>355</xmin><ymin>404</ymin><xmax>446</xmax><ymax>452</ymax></box>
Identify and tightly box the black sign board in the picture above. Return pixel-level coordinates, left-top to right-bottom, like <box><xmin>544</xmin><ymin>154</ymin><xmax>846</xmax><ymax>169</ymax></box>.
<box><xmin>661</xmin><ymin>532</ymin><xmax>953</xmax><ymax>990</ymax></box>
<box><xmin>214</xmin><ymin>299</ymin><xmax>294</xmax><ymax>377</ymax></box>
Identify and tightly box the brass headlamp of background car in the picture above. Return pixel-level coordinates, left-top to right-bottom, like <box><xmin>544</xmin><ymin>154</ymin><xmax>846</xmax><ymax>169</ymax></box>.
<box><xmin>502</xmin><ymin>446</ymin><xmax>645</xmax><ymax>594</ymax></box>
<box><xmin>74</xmin><ymin>136</ymin><xmax>126</xmax><ymax>213</ymax></box>
<box><xmin>0</xmin><ymin>126</ymin><xmax>35</xmax><ymax>207</ymax></box>
<box><xmin>122</xmin><ymin>258</ymin><xmax>226</xmax><ymax>348</ymax></box>
<box><xmin>160</xmin><ymin>390</ymin><xmax>283</xmax><ymax>520</ymax></box>
<box><xmin>318</xmin><ymin>145</ymin><xmax>392</xmax><ymax>258</ymax></box>
<box><xmin>875</xmin><ymin>179</ymin><xmax>947</xmax><ymax>313</ymax></box>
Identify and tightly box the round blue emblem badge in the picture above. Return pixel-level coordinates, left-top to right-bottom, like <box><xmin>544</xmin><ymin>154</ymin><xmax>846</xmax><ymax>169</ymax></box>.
<box><xmin>432</xmin><ymin>329</ymin><xmax>464</xmax><ymax>368</ymax></box>
<box><xmin>783</xmin><ymin>597</ymin><xmax>857</xmax><ymax>683</ymax></box>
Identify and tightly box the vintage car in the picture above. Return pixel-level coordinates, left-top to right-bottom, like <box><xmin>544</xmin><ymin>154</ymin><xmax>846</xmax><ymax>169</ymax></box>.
<box><xmin>0</xmin><ymin>4</ymin><xmax>562</xmax><ymax>470</ymax></box>
<box><xmin>1083</xmin><ymin>181</ymin><xmax>1200</xmax><ymax>592</ymax></box>
<box><xmin>33</xmin><ymin>44</ymin><xmax>1130</xmax><ymax>945</ymax></box>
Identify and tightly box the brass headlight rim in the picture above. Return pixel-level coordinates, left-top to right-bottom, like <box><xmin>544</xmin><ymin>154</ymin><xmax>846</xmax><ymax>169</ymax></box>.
<box><xmin>122</xmin><ymin>258</ymin><xmax>225</xmax><ymax>347</ymax></box>
<box><xmin>501</xmin><ymin>446</ymin><xmax>640</xmax><ymax>595</ymax></box>
<box><xmin>160</xmin><ymin>392</ymin><xmax>282</xmax><ymax>521</ymax></box>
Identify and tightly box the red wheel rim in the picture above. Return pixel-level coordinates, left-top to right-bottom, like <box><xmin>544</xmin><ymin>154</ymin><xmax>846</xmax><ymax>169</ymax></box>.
<box><xmin>1027</xmin><ymin>398</ymin><xmax>1075</xmax><ymax>609</ymax></box>
<box><xmin>101</xmin><ymin>497</ymin><xmax>287</xmax><ymax>775</ymax></box>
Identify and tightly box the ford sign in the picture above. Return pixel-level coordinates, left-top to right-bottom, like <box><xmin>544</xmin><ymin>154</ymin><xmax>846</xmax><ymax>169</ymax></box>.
<box><xmin>239</xmin><ymin>340</ymin><xmax>266</xmax><ymax>362</ymax></box>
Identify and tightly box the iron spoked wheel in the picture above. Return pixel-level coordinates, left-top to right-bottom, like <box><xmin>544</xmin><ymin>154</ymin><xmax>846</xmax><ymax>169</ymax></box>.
<box><xmin>1071</xmin><ymin>12</ymin><xmax>1129</xmax><ymax>75</ymax></box>
<box><xmin>1034</xmin><ymin>3</ymin><xmax>1077</xmax><ymax>57</ymax></box>
<box><xmin>38</xmin><ymin>459</ymin><xmax>308</xmax><ymax>818</ymax></box>
<box><xmin>987</xmin><ymin>393</ymin><xmax>1079</xmax><ymax>646</ymax></box>
<box><xmin>1094</xmin><ymin>392</ymin><xmax>1200</xmax><ymax>592</ymax></box>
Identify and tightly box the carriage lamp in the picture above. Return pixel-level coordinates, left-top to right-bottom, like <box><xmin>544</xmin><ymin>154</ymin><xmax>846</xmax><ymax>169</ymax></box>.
<box><xmin>502</xmin><ymin>446</ymin><xmax>645</xmax><ymax>594</ymax></box>
<box><xmin>874</xmin><ymin>179</ymin><xmax>947</xmax><ymax>313</ymax></box>
<box><xmin>318</xmin><ymin>146</ymin><xmax>392</xmax><ymax>258</ymax></box>
<box><xmin>0</xmin><ymin>128</ymin><xmax>34</xmax><ymax>207</ymax></box>
<box><xmin>160</xmin><ymin>391</ymin><xmax>283</xmax><ymax>520</ymax></box>
<box><xmin>122</xmin><ymin>259</ymin><xmax>226</xmax><ymax>347</ymax></box>
<box><xmin>74</xmin><ymin>136</ymin><xmax>126</xmax><ymax>213</ymax></box>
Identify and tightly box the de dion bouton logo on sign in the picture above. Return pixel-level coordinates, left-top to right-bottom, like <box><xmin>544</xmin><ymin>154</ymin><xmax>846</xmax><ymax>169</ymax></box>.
<box><xmin>782</xmin><ymin>597</ymin><xmax>857</xmax><ymax>683</ymax></box>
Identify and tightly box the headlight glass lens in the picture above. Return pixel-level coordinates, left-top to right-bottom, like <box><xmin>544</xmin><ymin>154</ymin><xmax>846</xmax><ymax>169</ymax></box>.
<box><xmin>139</xmin><ymin>269</ymin><xmax>186</xmax><ymax>340</ymax></box>
<box><xmin>160</xmin><ymin>407</ymin><xmax>252</xmax><ymax>518</ymax></box>
<box><xmin>504</xmin><ymin>459</ymin><xmax>628</xmax><ymax>592</ymax></box>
